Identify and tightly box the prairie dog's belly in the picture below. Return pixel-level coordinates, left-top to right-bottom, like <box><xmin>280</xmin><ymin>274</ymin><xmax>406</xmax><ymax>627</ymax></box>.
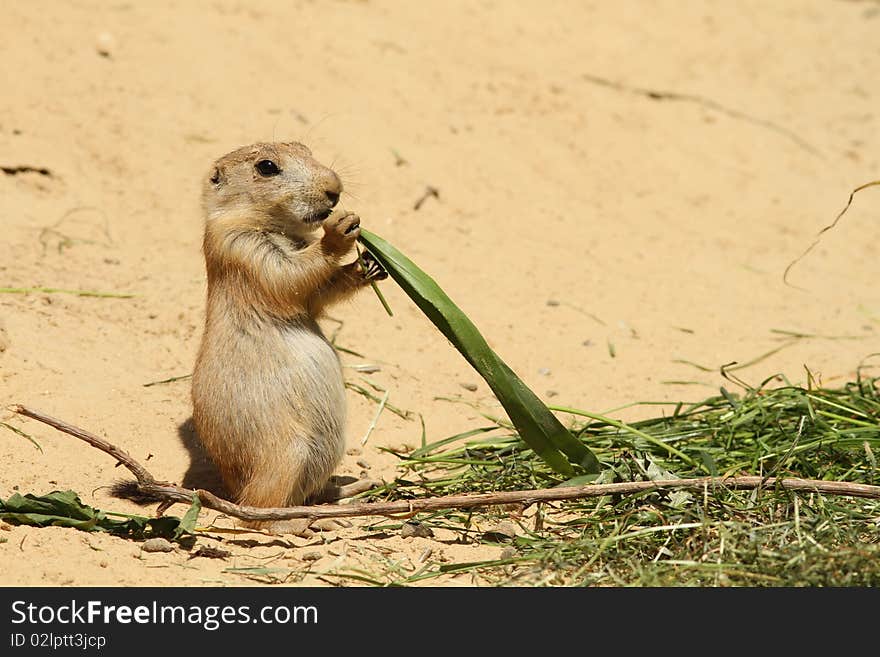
<box><xmin>192</xmin><ymin>312</ymin><xmax>346</xmax><ymax>456</ymax></box>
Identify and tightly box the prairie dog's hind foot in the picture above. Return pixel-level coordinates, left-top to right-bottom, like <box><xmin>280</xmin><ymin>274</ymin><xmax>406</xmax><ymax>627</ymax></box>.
<box><xmin>315</xmin><ymin>476</ymin><xmax>383</xmax><ymax>503</ymax></box>
<box><xmin>261</xmin><ymin>518</ymin><xmax>313</xmax><ymax>537</ymax></box>
<box><xmin>240</xmin><ymin>518</ymin><xmax>348</xmax><ymax>538</ymax></box>
<box><xmin>235</xmin><ymin>477</ymin><xmax>381</xmax><ymax>537</ymax></box>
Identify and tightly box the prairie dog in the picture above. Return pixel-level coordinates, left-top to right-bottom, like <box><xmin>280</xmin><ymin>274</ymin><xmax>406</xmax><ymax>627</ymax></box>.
<box><xmin>191</xmin><ymin>141</ymin><xmax>386</xmax><ymax>530</ymax></box>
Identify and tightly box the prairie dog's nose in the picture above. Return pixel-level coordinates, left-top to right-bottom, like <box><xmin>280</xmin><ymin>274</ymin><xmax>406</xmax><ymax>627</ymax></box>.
<box><xmin>323</xmin><ymin>171</ymin><xmax>342</xmax><ymax>207</ymax></box>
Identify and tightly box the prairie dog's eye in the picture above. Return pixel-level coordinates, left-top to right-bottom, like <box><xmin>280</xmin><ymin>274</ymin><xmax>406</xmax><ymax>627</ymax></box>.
<box><xmin>255</xmin><ymin>159</ymin><xmax>281</xmax><ymax>177</ymax></box>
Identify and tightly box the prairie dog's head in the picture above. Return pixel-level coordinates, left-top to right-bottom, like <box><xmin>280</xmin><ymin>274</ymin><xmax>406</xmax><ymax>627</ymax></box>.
<box><xmin>202</xmin><ymin>141</ymin><xmax>342</xmax><ymax>235</ymax></box>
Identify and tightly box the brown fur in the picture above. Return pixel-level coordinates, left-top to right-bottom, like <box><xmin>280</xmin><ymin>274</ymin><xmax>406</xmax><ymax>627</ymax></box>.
<box><xmin>191</xmin><ymin>142</ymin><xmax>384</xmax><ymax>531</ymax></box>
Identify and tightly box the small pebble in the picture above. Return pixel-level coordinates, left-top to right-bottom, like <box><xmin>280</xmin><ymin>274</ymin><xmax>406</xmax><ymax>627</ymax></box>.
<box><xmin>301</xmin><ymin>551</ymin><xmax>322</xmax><ymax>562</ymax></box>
<box><xmin>141</xmin><ymin>538</ymin><xmax>174</xmax><ymax>553</ymax></box>
<box><xmin>400</xmin><ymin>522</ymin><xmax>434</xmax><ymax>538</ymax></box>
<box><xmin>356</xmin><ymin>459</ymin><xmax>370</xmax><ymax>469</ymax></box>
<box><xmin>546</xmin><ymin>299</ymin><xmax>560</xmax><ymax>307</ymax></box>
<box><xmin>582</xmin><ymin>339</ymin><xmax>593</xmax><ymax>347</ymax></box>
<box><xmin>346</xmin><ymin>447</ymin><xmax>362</xmax><ymax>456</ymax></box>
<box><xmin>460</xmin><ymin>382</ymin><xmax>478</xmax><ymax>392</ymax></box>
<box><xmin>500</xmin><ymin>547</ymin><xmax>517</xmax><ymax>560</ymax></box>
<box><xmin>546</xmin><ymin>390</ymin><xmax>558</xmax><ymax>398</ymax></box>
<box><xmin>311</xmin><ymin>518</ymin><xmax>350</xmax><ymax>531</ymax></box>
<box><xmin>538</xmin><ymin>368</ymin><xmax>551</xmax><ymax>376</ymax></box>
<box><xmin>483</xmin><ymin>521</ymin><xmax>518</xmax><ymax>541</ymax></box>
<box><xmin>95</xmin><ymin>31</ymin><xmax>116</xmax><ymax>58</ymax></box>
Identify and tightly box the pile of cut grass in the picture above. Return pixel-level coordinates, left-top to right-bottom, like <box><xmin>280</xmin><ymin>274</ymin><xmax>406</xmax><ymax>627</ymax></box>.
<box><xmin>348</xmin><ymin>372</ymin><xmax>880</xmax><ymax>586</ymax></box>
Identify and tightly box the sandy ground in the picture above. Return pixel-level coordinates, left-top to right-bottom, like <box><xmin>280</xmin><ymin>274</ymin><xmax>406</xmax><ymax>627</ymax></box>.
<box><xmin>1</xmin><ymin>1</ymin><xmax>879</xmax><ymax>587</ymax></box>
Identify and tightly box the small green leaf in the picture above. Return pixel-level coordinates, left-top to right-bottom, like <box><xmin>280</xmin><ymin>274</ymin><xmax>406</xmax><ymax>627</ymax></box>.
<box><xmin>0</xmin><ymin>490</ymin><xmax>193</xmax><ymax>542</ymax></box>
<box><xmin>3</xmin><ymin>491</ymin><xmax>97</xmax><ymax>522</ymax></box>
<box><xmin>174</xmin><ymin>494</ymin><xmax>202</xmax><ymax>539</ymax></box>
<box><xmin>699</xmin><ymin>449</ymin><xmax>718</xmax><ymax>476</ymax></box>
<box><xmin>556</xmin><ymin>473</ymin><xmax>602</xmax><ymax>487</ymax></box>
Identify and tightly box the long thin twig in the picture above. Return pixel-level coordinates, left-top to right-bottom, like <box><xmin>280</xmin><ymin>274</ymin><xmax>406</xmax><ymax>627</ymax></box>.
<box><xmin>9</xmin><ymin>404</ymin><xmax>880</xmax><ymax>523</ymax></box>
<box><xmin>783</xmin><ymin>180</ymin><xmax>880</xmax><ymax>288</ymax></box>
<box><xmin>413</xmin><ymin>185</ymin><xmax>439</xmax><ymax>211</ymax></box>
<box><xmin>11</xmin><ymin>405</ymin><xmax>157</xmax><ymax>483</ymax></box>
<box><xmin>143</xmin><ymin>374</ymin><xmax>192</xmax><ymax>387</ymax></box>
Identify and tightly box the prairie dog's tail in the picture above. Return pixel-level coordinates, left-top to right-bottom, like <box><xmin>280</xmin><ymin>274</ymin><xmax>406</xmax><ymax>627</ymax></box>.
<box><xmin>109</xmin><ymin>480</ymin><xmax>166</xmax><ymax>505</ymax></box>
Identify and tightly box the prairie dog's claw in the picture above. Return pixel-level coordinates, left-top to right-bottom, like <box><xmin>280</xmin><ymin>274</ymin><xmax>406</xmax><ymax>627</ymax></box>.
<box><xmin>360</xmin><ymin>251</ymin><xmax>388</xmax><ymax>281</ymax></box>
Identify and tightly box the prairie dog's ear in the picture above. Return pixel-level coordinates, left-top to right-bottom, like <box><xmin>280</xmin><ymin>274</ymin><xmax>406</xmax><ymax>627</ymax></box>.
<box><xmin>209</xmin><ymin>167</ymin><xmax>223</xmax><ymax>186</ymax></box>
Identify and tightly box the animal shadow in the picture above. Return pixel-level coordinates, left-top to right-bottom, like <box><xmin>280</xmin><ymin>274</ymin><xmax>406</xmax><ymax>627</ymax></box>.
<box><xmin>177</xmin><ymin>416</ymin><xmax>228</xmax><ymax>498</ymax></box>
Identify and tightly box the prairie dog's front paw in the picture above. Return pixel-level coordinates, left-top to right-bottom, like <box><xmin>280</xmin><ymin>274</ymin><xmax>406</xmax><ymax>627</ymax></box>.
<box><xmin>322</xmin><ymin>211</ymin><xmax>360</xmax><ymax>255</ymax></box>
<box><xmin>359</xmin><ymin>251</ymin><xmax>388</xmax><ymax>282</ymax></box>
<box><xmin>266</xmin><ymin>519</ymin><xmax>314</xmax><ymax>537</ymax></box>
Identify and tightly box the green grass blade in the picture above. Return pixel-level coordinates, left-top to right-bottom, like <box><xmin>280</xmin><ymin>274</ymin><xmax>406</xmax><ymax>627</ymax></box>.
<box><xmin>549</xmin><ymin>405</ymin><xmax>700</xmax><ymax>469</ymax></box>
<box><xmin>0</xmin><ymin>286</ymin><xmax>134</xmax><ymax>298</ymax></box>
<box><xmin>358</xmin><ymin>229</ymin><xmax>599</xmax><ymax>475</ymax></box>
<box><xmin>1</xmin><ymin>422</ymin><xmax>43</xmax><ymax>452</ymax></box>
